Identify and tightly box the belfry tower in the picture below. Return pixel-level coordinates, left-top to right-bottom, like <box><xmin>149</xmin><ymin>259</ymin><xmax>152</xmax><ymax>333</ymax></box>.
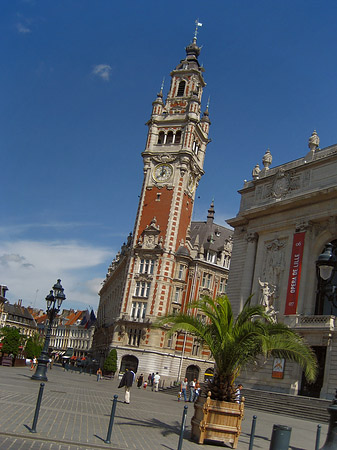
<box><xmin>93</xmin><ymin>29</ymin><xmax>232</xmax><ymax>382</ymax></box>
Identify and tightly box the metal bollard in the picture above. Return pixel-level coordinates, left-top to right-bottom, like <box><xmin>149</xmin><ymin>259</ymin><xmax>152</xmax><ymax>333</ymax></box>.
<box><xmin>177</xmin><ymin>405</ymin><xmax>188</xmax><ymax>450</ymax></box>
<box><xmin>269</xmin><ymin>424</ymin><xmax>292</xmax><ymax>450</ymax></box>
<box><xmin>249</xmin><ymin>415</ymin><xmax>257</xmax><ymax>450</ymax></box>
<box><xmin>315</xmin><ymin>424</ymin><xmax>321</xmax><ymax>450</ymax></box>
<box><xmin>104</xmin><ymin>395</ymin><xmax>118</xmax><ymax>444</ymax></box>
<box><xmin>30</xmin><ymin>382</ymin><xmax>45</xmax><ymax>433</ymax></box>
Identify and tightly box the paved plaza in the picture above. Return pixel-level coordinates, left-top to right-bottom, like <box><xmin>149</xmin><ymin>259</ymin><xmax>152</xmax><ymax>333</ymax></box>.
<box><xmin>0</xmin><ymin>365</ymin><xmax>329</xmax><ymax>450</ymax></box>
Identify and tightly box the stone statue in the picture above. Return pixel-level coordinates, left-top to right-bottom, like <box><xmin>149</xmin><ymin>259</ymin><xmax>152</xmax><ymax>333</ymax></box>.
<box><xmin>258</xmin><ymin>278</ymin><xmax>278</xmax><ymax>322</ymax></box>
<box><xmin>262</xmin><ymin>149</ymin><xmax>272</xmax><ymax>171</ymax></box>
<box><xmin>308</xmin><ymin>130</ymin><xmax>319</xmax><ymax>152</ymax></box>
<box><xmin>252</xmin><ymin>164</ymin><xmax>261</xmax><ymax>180</ymax></box>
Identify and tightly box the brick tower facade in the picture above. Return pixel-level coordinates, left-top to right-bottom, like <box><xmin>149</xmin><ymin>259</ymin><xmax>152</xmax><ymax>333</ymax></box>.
<box><xmin>93</xmin><ymin>34</ymin><xmax>232</xmax><ymax>384</ymax></box>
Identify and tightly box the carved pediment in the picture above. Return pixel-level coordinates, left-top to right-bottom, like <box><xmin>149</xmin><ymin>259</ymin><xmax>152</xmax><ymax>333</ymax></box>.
<box><xmin>137</xmin><ymin>217</ymin><xmax>163</xmax><ymax>250</ymax></box>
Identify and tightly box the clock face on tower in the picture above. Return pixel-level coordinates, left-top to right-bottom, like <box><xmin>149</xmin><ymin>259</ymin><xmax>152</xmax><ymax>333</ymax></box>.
<box><xmin>153</xmin><ymin>164</ymin><xmax>173</xmax><ymax>182</ymax></box>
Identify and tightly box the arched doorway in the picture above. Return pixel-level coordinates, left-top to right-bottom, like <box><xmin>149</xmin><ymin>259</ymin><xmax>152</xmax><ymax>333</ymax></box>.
<box><xmin>204</xmin><ymin>367</ymin><xmax>214</xmax><ymax>382</ymax></box>
<box><xmin>185</xmin><ymin>364</ymin><xmax>199</xmax><ymax>382</ymax></box>
<box><xmin>120</xmin><ymin>355</ymin><xmax>138</xmax><ymax>373</ymax></box>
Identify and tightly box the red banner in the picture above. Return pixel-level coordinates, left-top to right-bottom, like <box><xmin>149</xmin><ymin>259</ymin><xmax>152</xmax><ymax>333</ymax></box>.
<box><xmin>285</xmin><ymin>232</ymin><xmax>306</xmax><ymax>315</ymax></box>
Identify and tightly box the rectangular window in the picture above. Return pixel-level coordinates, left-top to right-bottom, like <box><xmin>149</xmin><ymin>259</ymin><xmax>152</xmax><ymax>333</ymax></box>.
<box><xmin>192</xmin><ymin>340</ymin><xmax>200</xmax><ymax>356</ymax></box>
<box><xmin>202</xmin><ymin>273</ymin><xmax>212</xmax><ymax>288</ymax></box>
<box><xmin>128</xmin><ymin>328</ymin><xmax>142</xmax><ymax>347</ymax></box>
<box><xmin>134</xmin><ymin>281</ymin><xmax>151</xmax><ymax>298</ymax></box>
<box><xmin>139</xmin><ymin>259</ymin><xmax>154</xmax><ymax>274</ymax></box>
<box><xmin>173</xmin><ymin>287</ymin><xmax>182</xmax><ymax>303</ymax></box>
<box><xmin>131</xmin><ymin>301</ymin><xmax>147</xmax><ymax>320</ymax></box>
<box><xmin>219</xmin><ymin>278</ymin><xmax>226</xmax><ymax>293</ymax></box>
<box><xmin>178</xmin><ymin>264</ymin><xmax>184</xmax><ymax>279</ymax></box>
<box><xmin>223</xmin><ymin>255</ymin><xmax>231</xmax><ymax>270</ymax></box>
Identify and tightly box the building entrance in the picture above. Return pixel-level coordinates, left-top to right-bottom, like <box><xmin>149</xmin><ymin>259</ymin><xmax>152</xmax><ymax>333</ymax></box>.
<box><xmin>299</xmin><ymin>346</ymin><xmax>326</xmax><ymax>398</ymax></box>
<box><xmin>120</xmin><ymin>355</ymin><xmax>138</xmax><ymax>373</ymax></box>
<box><xmin>185</xmin><ymin>365</ymin><xmax>199</xmax><ymax>382</ymax></box>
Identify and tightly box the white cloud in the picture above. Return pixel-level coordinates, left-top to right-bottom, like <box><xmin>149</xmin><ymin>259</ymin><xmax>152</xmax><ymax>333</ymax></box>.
<box><xmin>92</xmin><ymin>64</ymin><xmax>112</xmax><ymax>81</ymax></box>
<box><xmin>16</xmin><ymin>22</ymin><xmax>31</xmax><ymax>34</ymax></box>
<box><xmin>0</xmin><ymin>240</ymin><xmax>112</xmax><ymax>311</ymax></box>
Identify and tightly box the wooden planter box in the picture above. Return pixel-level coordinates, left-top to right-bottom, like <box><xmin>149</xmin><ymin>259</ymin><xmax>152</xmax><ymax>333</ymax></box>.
<box><xmin>191</xmin><ymin>391</ymin><xmax>244</xmax><ymax>448</ymax></box>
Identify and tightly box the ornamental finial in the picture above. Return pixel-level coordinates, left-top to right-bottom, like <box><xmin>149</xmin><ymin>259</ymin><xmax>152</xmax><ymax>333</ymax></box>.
<box><xmin>193</xmin><ymin>19</ymin><xmax>203</xmax><ymax>42</ymax></box>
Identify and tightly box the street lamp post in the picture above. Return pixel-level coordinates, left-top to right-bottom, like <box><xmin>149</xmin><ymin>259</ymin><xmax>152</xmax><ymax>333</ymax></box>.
<box><xmin>316</xmin><ymin>244</ymin><xmax>337</xmax><ymax>449</ymax></box>
<box><xmin>32</xmin><ymin>279</ymin><xmax>66</xmax><ymax>382</ymax></box>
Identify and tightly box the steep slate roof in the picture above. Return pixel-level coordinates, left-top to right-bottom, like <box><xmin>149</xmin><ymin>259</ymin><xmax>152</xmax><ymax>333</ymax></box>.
<box><xmin>190</xmin><ymin>201</ymin><xmax>232</xmax><ymax>253</ymax></box>
<box><xmin>4</xmin><ymin>302</ymin><xmax>36</xmax><ymax>324</ymax></box>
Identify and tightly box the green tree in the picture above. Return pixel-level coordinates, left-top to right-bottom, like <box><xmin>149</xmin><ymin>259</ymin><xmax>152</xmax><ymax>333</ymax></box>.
<box><xmin>103</xmin><ymin>348</ymin><xmax>117</xmax><ymax>374</ymax></box>
<box><xmin>156</xmin><ymin>295</ymin><xmax>318</xmax><ymax>402</ymax></box>
<box><xmin>25</xmin><ymin>333</ymin><xmax>44</xmax><ymax>359</ymax></box>
<box><xmin>0</xmin><ymin>326</ymin><xmax>23</xmax><ymax>356</ymax></box>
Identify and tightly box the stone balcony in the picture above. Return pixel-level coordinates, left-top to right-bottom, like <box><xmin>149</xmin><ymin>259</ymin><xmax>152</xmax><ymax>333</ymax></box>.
<box><xmin>283</xmin><ymin>314</ymin><xmax>336</xmax><ymax>330</ymax></box>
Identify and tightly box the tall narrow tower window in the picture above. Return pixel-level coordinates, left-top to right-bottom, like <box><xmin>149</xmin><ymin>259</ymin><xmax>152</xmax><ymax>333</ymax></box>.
<box><xmin>177</xmin><ymin>80</ymin><xmax>186</xmax><ymax>97</ymax></box>
<box><xmin>158</xmin><ymin>131</ymin><xmax>165</xmax><ymax>144</ymax></box>
<box><xmin>175</xmin><ymin>130</ymin><xmax>182</xmax><ymax>144</ymax></box>
<box><xmin>166</xmin><ymin>131</ymin><xmax>173</xmax><ymax>144</ymax></box>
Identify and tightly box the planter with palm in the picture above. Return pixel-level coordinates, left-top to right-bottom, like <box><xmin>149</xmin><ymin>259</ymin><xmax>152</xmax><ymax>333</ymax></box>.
<box><xmin>156</xmin><ymin>295</ymin><xmax>318</xmax><ymax>446</ymax></box>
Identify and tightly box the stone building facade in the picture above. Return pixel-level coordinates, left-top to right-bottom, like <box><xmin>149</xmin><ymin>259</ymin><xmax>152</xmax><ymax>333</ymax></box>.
<box><xmin>92</xmin><ymin>35</ymin><xmax>233</xmax><ymax>384</ymax></box>
<box><xmin>227</xmin><ymin>131</ymin><xmax>337</xmax><ymax>399</ymax></box>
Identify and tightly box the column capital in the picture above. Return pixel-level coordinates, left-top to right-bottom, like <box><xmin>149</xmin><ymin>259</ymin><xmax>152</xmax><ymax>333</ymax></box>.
<box><xmin>246</xmin><ymin>232</ymin><xmax>258</xmax><ymax>243</ymax></box>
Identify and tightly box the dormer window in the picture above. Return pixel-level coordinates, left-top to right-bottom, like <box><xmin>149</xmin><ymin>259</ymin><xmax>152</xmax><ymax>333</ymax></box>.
<box><xmin>177</xmin><ymin>80</ymin><xmax>186</xmax><ymax>97</ymax></box>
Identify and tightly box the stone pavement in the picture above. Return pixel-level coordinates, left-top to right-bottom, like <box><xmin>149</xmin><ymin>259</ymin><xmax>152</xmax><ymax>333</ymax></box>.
<box><xmin>0</xmin><ymin>365</ymin><xmax>329</xmax><ymax>450</ymax></box>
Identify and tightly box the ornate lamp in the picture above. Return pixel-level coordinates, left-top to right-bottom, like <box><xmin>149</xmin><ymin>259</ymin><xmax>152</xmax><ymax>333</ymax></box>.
<box><xmin>316</xmin><ymin>246</ymin><xmax>337</xmax><ymax>448</ymax></box>
<box><xmin>31</xmin><ymin>279</ymin><xmax>66</xmax><ymax>381</ymax></box>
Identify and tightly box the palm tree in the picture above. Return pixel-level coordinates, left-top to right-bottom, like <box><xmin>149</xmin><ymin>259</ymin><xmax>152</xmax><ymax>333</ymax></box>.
<box><xmin>156</xmin><ymin>295</ymin><xmax>318</xmax><ymax>402</ymax></box>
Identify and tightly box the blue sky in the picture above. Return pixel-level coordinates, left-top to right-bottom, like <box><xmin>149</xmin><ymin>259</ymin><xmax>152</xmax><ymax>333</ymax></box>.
<box><xmin>2</xmin><ymin>0</ymin><xmax>337</xmax><ymax>311</ymax></box>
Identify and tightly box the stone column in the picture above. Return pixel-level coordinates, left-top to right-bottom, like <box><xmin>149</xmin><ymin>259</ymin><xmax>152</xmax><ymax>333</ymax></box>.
<box><xmin>240</xmin><ymin>232</ymin><xmax>259</xmax><ymax>307</ymax></box>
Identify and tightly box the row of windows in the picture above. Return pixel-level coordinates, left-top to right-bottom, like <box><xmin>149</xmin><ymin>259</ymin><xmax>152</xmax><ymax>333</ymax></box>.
<box><xmin>157</xmin><ymin>130</ymin><xmax>182</xmax><ymax>145</ymax></box>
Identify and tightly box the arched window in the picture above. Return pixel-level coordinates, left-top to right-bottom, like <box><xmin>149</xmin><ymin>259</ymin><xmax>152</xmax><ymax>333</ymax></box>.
<box><xmin>192</xmin><ymin>140</ymin><xmax>199</xmax><ymax>155</ymax></box>
<box><xmin>175</xmin><ymin>130</ymin><xmax>182</xmax><ymax>144</ymax></box>
<box><xmin>157</xmin><ymin>131</ymin><xmax>165</xmax><ymax>144</ymax></box>
<box><xmin>166</xmin><ymin>131</ymin><xmax>173</xmax><ymax>144</ymax></box>
<box><xmin>177</xmin><ymin>80</ymin><xmax>186</xmax><ymax>97</ymax></box>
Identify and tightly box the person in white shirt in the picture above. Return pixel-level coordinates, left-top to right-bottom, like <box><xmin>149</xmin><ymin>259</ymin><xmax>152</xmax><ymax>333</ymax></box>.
<box><xmin>153</xmin><ymin>372</ymin><xmax>160</xmax><ymax>392</ymax></box>
<box><xmin>189</xmin><ymin>378</ymin><xmax>196</xmax><ymax>402</ymax></box>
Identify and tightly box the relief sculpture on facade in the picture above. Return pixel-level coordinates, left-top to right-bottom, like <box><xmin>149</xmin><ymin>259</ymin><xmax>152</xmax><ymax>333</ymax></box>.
<box><xmin>262</xmin><ymin>238</ymin><xmax>286</xmax><ymax>298</ymax></box>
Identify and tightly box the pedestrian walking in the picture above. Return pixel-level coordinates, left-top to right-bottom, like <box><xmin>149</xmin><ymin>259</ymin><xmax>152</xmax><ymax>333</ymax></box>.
<box><xmin>96</xmin><ymin>367</ymin><xmax>102</xmax><ymax>381</ymax></box>
<box><xmin>193</xmin><ymin>381</ymin><xmax>200</xmax><ymax>402</ymax></box>
<box><xmin>147</xmin><ymin>373</ymin><xmax>152</xmax><ymax>386</ymax></box>
<box><xmin>189</xmin><ymin>378</ymin><xmax>196</xmax><ymax>402</ymax></box>
<box><xmin>152</xmin><ymin>372</ymin><xmax>160</xmax><ymax>392</ymax></box>
<box><xmin>180</xmin><ymin>377</ymin><xmax>188</xmax><ymax>402</ymax></box>
<box><xmin>137</xmin><ymin>373</ymin><xmax>144</xmax><ymax>389</ymax></box>
<box><xmin>118</xmin><ymin>369</ymin><xmax>134</xmax><ymax>404</ymax></box>
<box><xmin>151</xmin><ymin>372</ymin><xmax>155</xmax><ymax>386</ymax></box>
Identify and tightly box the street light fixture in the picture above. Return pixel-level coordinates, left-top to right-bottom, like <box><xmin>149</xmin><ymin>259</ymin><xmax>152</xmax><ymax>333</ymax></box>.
<box><xmin>316</xmin><ymin>245</ymin><xmax>337</xmax><ymax>449</ymax></box>
<box><xmin>31</xmin><ymin>279</ymin><xmax>66</xmax><ymax>382</ymax></box>
<box><xmin>316</xmin><ymin>243</ymin><xmax>337</xmax><ymax>311</ymax></box>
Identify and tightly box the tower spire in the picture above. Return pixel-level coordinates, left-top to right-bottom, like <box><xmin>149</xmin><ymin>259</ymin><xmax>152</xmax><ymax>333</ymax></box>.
<box><xmin>193</xmin><ymin>19</ymin><xmax>203</xmax><ymax>43</ymax></box>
